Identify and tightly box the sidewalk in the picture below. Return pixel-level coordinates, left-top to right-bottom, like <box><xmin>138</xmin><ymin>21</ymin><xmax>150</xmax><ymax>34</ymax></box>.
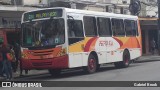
<box><xmin>0</xmin><ymin>69</ymin><xmax>48</xmax><ymax>80</ymax></box>
<box><xmin>137</xmin><ymin>55</ymin><xmax>160</xmax><ymax>62</ymax></box>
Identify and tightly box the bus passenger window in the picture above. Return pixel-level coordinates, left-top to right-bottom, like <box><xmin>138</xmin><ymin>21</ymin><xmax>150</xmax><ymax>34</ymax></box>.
<box><xmin>124</xmin><ymin>20</ymin><xmax>138</xmax><ymax>36</ymax></box>
<box><xmin>97</xmin><ymin>17</ymin><xmax>112</xmax><ymax>36</ymax></box>
<box><xmin>67</xmin><ymin>19</ymin><xmax>84</xmax><ymax>45</ymax></box>
<box><xmin>132</xmin><ymin>21</ymin><xmax>137</xmax><ymax>36</ymax></box>
<box><xmin>67</xmin><ymin>20</ymin><xmax>84</xmax><ymax>38</ymax></box>
<box><xmin>124</xmin><ymin>20</ymin><xmax>133</xmax><ymax>36</ymax></box>
<box><xmin>134</xmin><ymin>21</ymin><xmax>139</xmax><ymax>36</ymax></box>
<box><xmin>83</xmin><ymin>16</ymin><xmax>97</xmax><ymax>37</ymax></box>
<box><xmin>111</xmin><ymin>19</ymin><xmax>125</xmax><ymax>36</ymax></box>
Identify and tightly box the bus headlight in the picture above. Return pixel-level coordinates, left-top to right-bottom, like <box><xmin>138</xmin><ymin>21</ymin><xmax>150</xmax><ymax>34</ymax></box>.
<box><xmin>21</xmin><ymin>53</ymin><xmax>28</xmax><ymax>59</ymax></box>
<box><xmin>57</xmin><ymin>48</ymin><xmax>67</xmax><ymax>57</ymax></box>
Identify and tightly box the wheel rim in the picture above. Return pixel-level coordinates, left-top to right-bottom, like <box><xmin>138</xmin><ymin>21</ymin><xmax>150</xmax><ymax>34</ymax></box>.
<box><xmin>88</xmin><ymin>58</ymin><xmax>96</xmax><ymax>71</ymax></box>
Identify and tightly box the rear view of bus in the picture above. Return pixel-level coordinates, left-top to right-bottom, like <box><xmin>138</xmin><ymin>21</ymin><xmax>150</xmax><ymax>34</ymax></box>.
<box><xmin>21</xmin><ymin>8</ymin><xmax>68</xmax><ymax>75</ymax></box>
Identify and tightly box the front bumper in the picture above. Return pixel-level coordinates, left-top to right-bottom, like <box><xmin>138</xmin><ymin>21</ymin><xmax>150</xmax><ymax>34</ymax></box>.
<box><xmin>21</xmin><ymin>55</ymin><xmax>68</xmax><ymax>70</ymax></box>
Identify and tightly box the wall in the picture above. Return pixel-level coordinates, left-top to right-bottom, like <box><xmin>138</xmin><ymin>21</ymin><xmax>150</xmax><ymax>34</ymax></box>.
<box><xmin>139</xmin><ymin>0</ymin><xmax>158</xmax><ymax>17</ymax></box>
<box><xmin>85</xmin><ymin>5</ymin><xmax>105</xmax><ymax>12</ymax></box>
<box><xmin>23</xmin><ymin>0</ymin><xmax>48</xmax><ymax>6</ymax></box>
<box><xmin>0</xmin><ymin>0</ymin><xmax>11</xmax><ymax>4</ymax></box>
<box><xmin>0</xmin><ymin>11</ymin><xmax>23</xmax><ymax>28</ymax></box>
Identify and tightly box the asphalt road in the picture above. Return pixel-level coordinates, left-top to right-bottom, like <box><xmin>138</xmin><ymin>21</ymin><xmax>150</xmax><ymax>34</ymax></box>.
<box><xmin>1</xmin><ymin>59</ymin><xmax>160</xmax><ymax>90</ymax></box>
<box><xmin>13</xmin><ymin>60</ymin><xmax>160</xmax><ymax>81</ymax></box>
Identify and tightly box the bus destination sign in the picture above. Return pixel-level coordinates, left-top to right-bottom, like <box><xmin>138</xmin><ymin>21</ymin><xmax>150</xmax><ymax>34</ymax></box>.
<box><xmin>23</xmin><ymin>9</ymin><xmax>62</xmax><ymax>21</ymax></box>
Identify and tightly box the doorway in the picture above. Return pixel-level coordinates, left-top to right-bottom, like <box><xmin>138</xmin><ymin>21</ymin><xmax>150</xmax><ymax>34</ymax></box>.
<box><xmin>141</xmin><ymin>30</ymin><xmax>146</xmax><ymax>54</ymax></box>
<box><xmin>148</xmin><ymin>30</ymin><xmax>158</xmax><ymax>52</ymax></box>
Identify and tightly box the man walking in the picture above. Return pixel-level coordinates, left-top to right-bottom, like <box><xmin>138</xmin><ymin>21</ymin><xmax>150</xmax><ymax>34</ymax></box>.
<box><xmin>0</xmin><ymin>38</ymin><xmax>12</xmax><ymax>80</ymax></box>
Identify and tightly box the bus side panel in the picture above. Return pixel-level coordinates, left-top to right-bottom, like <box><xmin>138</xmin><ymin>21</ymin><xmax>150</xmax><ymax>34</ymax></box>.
<box><xmin>94</xmin><ymin>37</ymin><xmax>123</xmax><ymax>63</ymax></box>
<box><xmin>113</xmin><ymin>36</ymin><xmax>141</xmax><ymax>60</ymax></box>
<box><xmin>106</xmin><ymin>50</ymin><xmax>123</xmax><ymax>63</ymax></box>
<box><xmin>68</xmin><ymin>52</ymin><xmax>90</xmax><ymax>68</ymax></box>
<box><xmin>68</xmin><ymin>37</ymin><xmax>94</xmax><ymax>68</ymax></box>
<box><xmin>130</xmin><ymin>48</ymin><xmax>141</xmax><ymax>60</ymax></box>
<box><xmin>68</xmin><ymin>53</ymin><xmax>83</xmax><ymax>68</ymax></box>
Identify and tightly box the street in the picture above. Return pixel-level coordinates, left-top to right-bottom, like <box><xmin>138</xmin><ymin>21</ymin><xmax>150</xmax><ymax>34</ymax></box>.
<box><xmin>11</xmin><ymin>57</ymin><xmax>160</xmax><ymax>81</ymax></box>
<box><xmin>0</xmin><ymin>0</ymin><xmax>160</xmax><ymax>90</ymax></box>
<box><xmin>1</xmin><ymin>56</ymin><xmax>160</xmax><ymax>90</ymax></box>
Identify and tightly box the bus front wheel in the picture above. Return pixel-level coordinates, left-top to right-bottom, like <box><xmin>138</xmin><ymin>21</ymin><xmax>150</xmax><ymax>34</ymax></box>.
<box><xmin>48</xmin><ymin>69</ymin><xmax>61</xmax><ymax>77</ymax></box>
<box><xmin>83</xmin><ymin>54</ymin><xmax>97</xmax><ymax>74</ymax></box>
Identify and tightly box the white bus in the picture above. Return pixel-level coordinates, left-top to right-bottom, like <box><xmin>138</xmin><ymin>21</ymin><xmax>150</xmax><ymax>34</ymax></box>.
<box><xmin>21</xmin><ymin>7</ymin><xmax>142</xmax><ymax>76</ymax></box>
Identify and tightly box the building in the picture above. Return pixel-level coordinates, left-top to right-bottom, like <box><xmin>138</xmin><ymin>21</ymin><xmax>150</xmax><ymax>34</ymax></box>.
<box><xmin>0</xmin><ymin>0</ymin><xmax>22</xmax><ymax>5</ymax></box>
<box><xmin>21</xmin><ymin>0</ymin><xmax>131</xmax><ymax>14</ymax></box>
<box><xmin>0</xmin><ymin>0</ymin><xmax>159</xmax><ymax>55</ymax></box>
<box><xmin>0</xmin><ymin>2</ymin><xmax>38</xmax><ymax>45</ymax></box>
<box><xmin>139</xmin><ymin>0</ymin><xmax>158</xmax><ymax>17</ymax></box>
<box><xmin>138</xmin><ymin>0</ymin><xmax>158</xmax><ymax>55</ymax></box>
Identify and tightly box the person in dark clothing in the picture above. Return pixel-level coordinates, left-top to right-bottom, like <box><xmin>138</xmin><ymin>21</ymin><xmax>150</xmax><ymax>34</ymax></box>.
<box><xmin>150</xmin><ymin>38</ymin><xmax>156</xmax><ymax>55</ymax></box>
<box><xmin>14</xmin><ymin>43</ymin><xmax>28</xmax><ymax>76</ymax></box>
<box><xmin>0</xmin><ymin>58</ymin><xmax>3</xmax><ymax>77</ymax></box>
<box><xmin>10</xmin><ymin>45</ymin><xmax>17</xmax><ymax>72</ymax></box>
<box><xmin>0</xmin><ymin>38</ymin><xmax>4</xmax><ymax>77</ymax></box>
<box><xmin>0</xmin><ymin>40</ymin><xmax>12</xmax><ymax>80</ymax></box>
<box><xmin>13</xmin><ymin>43</ymin><xmax>19</xmax><ymax>72</ymax></box>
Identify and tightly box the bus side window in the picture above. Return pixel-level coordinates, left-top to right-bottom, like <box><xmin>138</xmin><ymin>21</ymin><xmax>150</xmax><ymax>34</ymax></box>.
<box><xmin>68</xmin><ymin>20</ymin><xmax>76</xmax><ymax>37</ymax></box>
<box><xmin>68</xmin><ymin>19</ymin><xmax>84</xmax><ymax>37</ymax></box>
<box><xmin>125</xmin><ymin>20</ymin><xmax>138</xmax><ymax>37</ymax></box>
<box><xmin>67</xmin><ymin>19</ymin><xmax>84</xmax><ymax>45</ymax></box>
<box><xmin>111</xmin><ymin>19</ymin><xmax>125</xmax><ymax>36</ymax></box>
<box><xmin>125</xmin><ymin>20</ymin><xmax>133</xmax><ymax>36</ymax></box>
<box><xmin>97</xmin><ymin>17</ymin><xmax>112</xmax><ymax>36</ymax></box>
<box><xmin>83</xmin><ymin>16</ymin><xmax>97</xmax><ymax>37</ymax></box>
<box><xmin>132</xmin><ymin>21</ymin><xmax>137</xmax><ymax>36</ymax></box>
<box><xmin>135</xmin><ymin>21</ymin><xmax>139</xmax><ymax>36</ymax></box>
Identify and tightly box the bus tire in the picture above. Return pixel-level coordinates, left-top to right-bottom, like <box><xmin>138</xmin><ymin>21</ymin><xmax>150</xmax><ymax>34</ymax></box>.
<box><xmin>83</xmin><ymin>54</ymin><xmax>97</xmax><ymax>74</ymax></box>
<box><xmin>48</xmin><ymin>69</ymin><xmax>61</xmax><ymax>77</ymax></box>
<box><xmin>114</xmin><ymin>50</ymin><xmax>130</xmax><ymax>68</ymax></box>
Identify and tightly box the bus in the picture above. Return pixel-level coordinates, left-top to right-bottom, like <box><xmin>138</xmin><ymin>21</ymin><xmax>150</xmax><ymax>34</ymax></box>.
<box><xmin>21</xmin><ymin>7</ymin><xmax>142</xmax><ymax>76</ymax></box>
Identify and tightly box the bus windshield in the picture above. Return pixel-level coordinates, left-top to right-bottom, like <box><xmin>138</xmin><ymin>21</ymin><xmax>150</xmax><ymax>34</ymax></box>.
<box><xmin>22</xmin><ymin>18</ymin><xmax>65</xmax><ymax>48</ymax></box>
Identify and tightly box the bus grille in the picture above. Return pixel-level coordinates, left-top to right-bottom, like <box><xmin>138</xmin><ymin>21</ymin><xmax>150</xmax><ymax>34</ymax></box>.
<box><xmin>32</xmin><ymin>50</ymin><xmax>53</xmax><ymax>56</ymax></box>
<box><xmin>32</xmin><ymin>62</ymin><xmax>52</xmax><ymax>66</ymax></box>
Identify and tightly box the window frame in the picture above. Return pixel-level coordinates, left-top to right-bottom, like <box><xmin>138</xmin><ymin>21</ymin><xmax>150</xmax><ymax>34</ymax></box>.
<box><xmin>111</xmin><ymin>18</ymin><xmax>125</xmax><ymax>37</ymax></box>
<box><xmin>97</xmin><ymin>17</ymin><xmax>112</xmax><ymax>37</ymax></box>
<box><xmin>124</xmin><ymin>19</ymin><xmax>139</xmax><ymax>37</ymax></box>
<box><xmin>83</xmin><ymin>16</ymin><xmax>98</xmax><ymax>37</ymax></box>
<box><xmin>67</xmin><ymin>19</ymin><xmax>84</xmax><ymax>38</ymax></box>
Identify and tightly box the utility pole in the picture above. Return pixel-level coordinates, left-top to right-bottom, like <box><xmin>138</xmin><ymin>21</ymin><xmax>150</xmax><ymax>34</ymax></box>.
<box><xmin>157</xmin><ymin>0</ymin><xmax>160</xmax><ymax>54</ymax></box>
<box><xmin>130</xmin><ymin>0</ymin><xmax>133</xmax><ymax>15</ymax></box>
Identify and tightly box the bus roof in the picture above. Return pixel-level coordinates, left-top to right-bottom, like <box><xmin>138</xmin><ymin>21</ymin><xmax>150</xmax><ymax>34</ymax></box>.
<box><xmin>64</xmin><ymin>8</ymin><xmax>138</xmax><ymax>20</ymax></box>
<box><xmin>22</xmin><ymin>7</ymin><xmax>138</xmax><ymax>21</ymax></box>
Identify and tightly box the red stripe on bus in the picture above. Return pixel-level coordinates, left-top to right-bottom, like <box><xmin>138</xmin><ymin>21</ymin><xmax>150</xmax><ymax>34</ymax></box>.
<box><xmin>84</xmin><ymin>37</ymin><xmax>98</xmax><ymax>52</ymax></box>
<box><xmin>113</xmin><ymin>37</ymin><xmax>123</xmax><ymax>47</ymax></box>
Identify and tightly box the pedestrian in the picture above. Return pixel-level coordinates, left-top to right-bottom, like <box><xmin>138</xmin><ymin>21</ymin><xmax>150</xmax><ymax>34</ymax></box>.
<box><xmin>0</xmin><ymin>39</ymin><xmax>12</xmax><ymax>80</ymax></box>
<box><xmin>10</xmin><ymin>46</ymin><xmax>17</xmax><ymax>72</ymax></box>
<box><xmin>150</xmin><ymin>38</ymin><xmax>156</xmax><ymax>55</ymax></box>
<box><xmin>13</xmin><ymin>43</ymin><xmax>19</xmax><ymax>73</ymax></box>
<box><xmin>18</xmin><ymin>43</ymin><xmax>28</xmax><ymax>76</ymax></box>
<box><xmin>0</xmin><ymin>53</ymin><xmax>3</xmax><ymax>77</ymax></box>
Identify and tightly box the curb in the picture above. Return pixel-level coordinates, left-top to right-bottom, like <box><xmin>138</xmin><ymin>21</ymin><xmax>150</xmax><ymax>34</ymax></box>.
<box><xmin>135</xmin><ymin>55</ymin><xmax>160</xmax><ymax>63</ymax></box>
